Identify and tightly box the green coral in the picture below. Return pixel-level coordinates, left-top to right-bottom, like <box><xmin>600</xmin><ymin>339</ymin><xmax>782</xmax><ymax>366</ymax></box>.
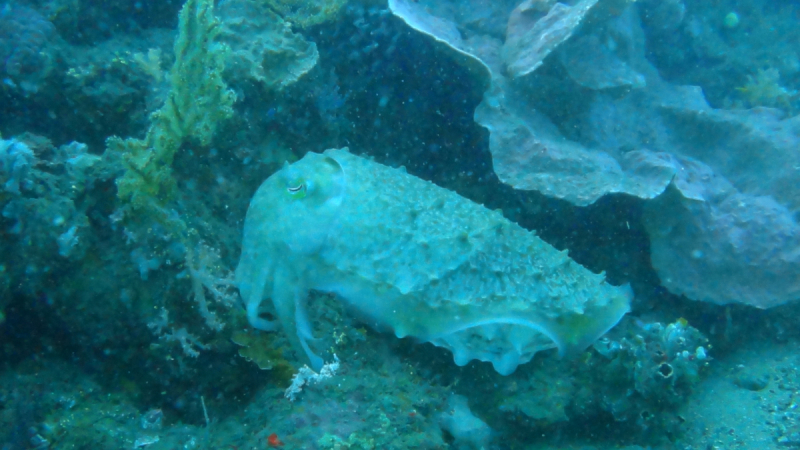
<box><xmin>318</xmin><ymin>433</ymin><xmax>375</xmax><ymax>450</ymax></box>
<box><xmin>736</xmin><ymin>68</ymin><xmax>797</xmax><ymax>111</ymax></box>
<box><xmin>315</xmin><ymin>410</ymin><xmax>437</xmax><ymax>450</ymax></box>
<box><xmin>111</xmin><ymin>0</ymin><xmax>235</xmax><ymax>219</ymax></box>
<box><xmin>264</xmin><ymin>0</ymin><xmax>348</xmax><ymax>28</ymax></box>
<box><xmin>217</xmin><ymin>0</ymin><xmax>319</xmax><ymax>91</ymax></box>
<box><xmin>317</xmin><ymin>413</ymin><xmax>390</xmax><ymax>449</ymax></box>
<box><xmin>230</xmin><ymin>329</ymin><xmax>295</xmax><ymax>384</ymax></box>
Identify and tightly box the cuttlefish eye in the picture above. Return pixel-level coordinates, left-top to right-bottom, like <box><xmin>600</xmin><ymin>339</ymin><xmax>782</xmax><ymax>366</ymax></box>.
<box><xmin>286</xmin><ymin>181</ymin><xmax>306</xmax><ymax>198</ymax></box>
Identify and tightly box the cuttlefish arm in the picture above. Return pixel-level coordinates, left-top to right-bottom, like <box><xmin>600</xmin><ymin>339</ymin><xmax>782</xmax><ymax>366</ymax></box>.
<box><xmin>272</xmin><ymin>264</ymin><xmax>323</xmax><ymax>371</ymax></box>
<box><xmin>244</xmin><ymin>262</ymin><xmax>278</xmax><ymax>332</ymax></box>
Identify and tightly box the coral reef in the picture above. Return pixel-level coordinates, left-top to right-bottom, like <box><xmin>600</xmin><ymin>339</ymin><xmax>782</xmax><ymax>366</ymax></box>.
<box><xmin>0</xmin><ymin>135</ymin><xmax>112</xmax><ymax>313</ymax></box>
<box><xmin>736</xmin><ymin>68</ymin><xmax>798</xmax><ymax>110</ymax></box>
<box><xmin>112</xmin><ymin>0</ymin><xmax>234</xmax><ymax>215</ymax></box>
<box><xmin>264</xmin><ymin>0</ymin><xmax>349</xmax><ymax>29</ymax></box>
<box><xmin>217</xmin><ymin>0</ymin><xmax>319</xmax><ymax>91</ymax></box>
<box><xmin>1</xmin><ymin>0</ymin><xmax>800</xmax><ymax>448</ymax></box>
<box><xmin>390</xmin><ymin>0</ymin><xmax>800</xmax><ymax>308</ymax></box>
<box><xmin>0</xmin><ymin>4</ymin><xmax>56</xmax><ymax>94</ymax></box>
<box><xmin>583</xmin><ymin>319</ymin><xmax>710</xmax><ymax>433</ymax></box>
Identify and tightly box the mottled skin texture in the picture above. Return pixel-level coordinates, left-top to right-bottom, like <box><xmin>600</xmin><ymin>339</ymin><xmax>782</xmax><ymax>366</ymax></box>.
<box><xmin>236</xmin><ymin>148</ymin><xmax>631</xmax><ymax>375</ymax></box>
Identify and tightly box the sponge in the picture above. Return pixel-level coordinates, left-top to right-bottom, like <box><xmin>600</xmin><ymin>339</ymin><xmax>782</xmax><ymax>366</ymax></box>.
<box><xmin>438</xmin><ymin>395</ymin><xmax>492</xmax><ymax>450</ymax></box>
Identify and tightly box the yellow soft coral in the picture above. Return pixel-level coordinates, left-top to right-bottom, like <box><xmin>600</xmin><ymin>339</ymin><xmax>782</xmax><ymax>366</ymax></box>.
<box><xmin>111</xmin><ymin>0</ymin><xmax>235</xmax><ymax>218</ymax></box>
<box><xmin>736</xmin><ymin>68</ymin><xmax>797</xmax><ymax>111</ymax></box>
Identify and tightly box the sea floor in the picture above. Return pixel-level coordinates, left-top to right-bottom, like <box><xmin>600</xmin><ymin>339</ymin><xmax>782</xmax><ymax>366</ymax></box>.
<box><xmin>2</xmin><ymin>330</ymin><xmax>799</xmax><ymax>449</ymax></box>
<box><xmin>677</xmin><ymin>339</ymin><xmax>800</xmax><ymax>449</ymax></box>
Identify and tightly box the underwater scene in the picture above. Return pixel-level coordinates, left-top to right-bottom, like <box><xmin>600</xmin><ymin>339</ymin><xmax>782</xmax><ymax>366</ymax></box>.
<box><xmin>1</xmin><ymin>0</ymin><xmax>800</xmax><ymax>448</ymax></box>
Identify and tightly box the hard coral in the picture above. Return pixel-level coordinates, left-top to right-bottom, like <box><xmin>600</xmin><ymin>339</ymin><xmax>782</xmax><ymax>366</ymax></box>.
<box><xmin>0</xmin><ymin>4</ymin><xmax>57</xmax><ymax>93</ymax></box>
<box><xmin>264</xmin><ymin>0</ymin><xmax>347</xmax><ymax>28</ymax></box>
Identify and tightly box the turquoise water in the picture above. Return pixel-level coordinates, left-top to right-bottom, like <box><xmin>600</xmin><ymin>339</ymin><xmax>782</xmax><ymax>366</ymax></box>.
<box><xmin>1</xmin><ymin>0</ymin><xmax>799</xmax><ymax>448</ymax></box>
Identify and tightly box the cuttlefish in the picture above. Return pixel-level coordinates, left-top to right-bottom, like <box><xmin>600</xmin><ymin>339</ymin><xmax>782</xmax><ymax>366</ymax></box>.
<box><xmin>236</xmin><ymin>148</ymin><xmax>631</xmax><ymax>375</ymax></box>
